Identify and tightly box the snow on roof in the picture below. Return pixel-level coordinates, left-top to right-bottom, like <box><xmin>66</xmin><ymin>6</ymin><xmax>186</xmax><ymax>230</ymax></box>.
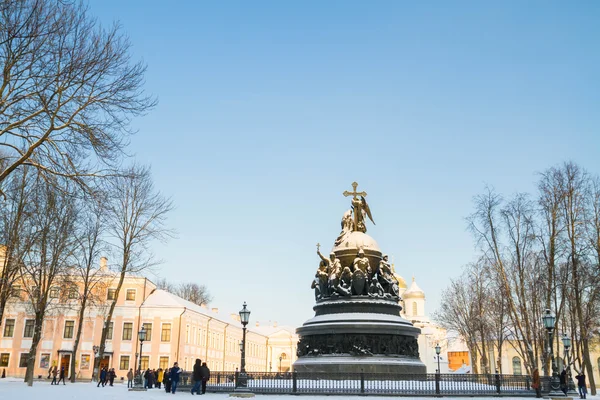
<box><xmin>143</xmin><ymin>289</ymin><xmax>273</xmax><ymax>333</ymax></box>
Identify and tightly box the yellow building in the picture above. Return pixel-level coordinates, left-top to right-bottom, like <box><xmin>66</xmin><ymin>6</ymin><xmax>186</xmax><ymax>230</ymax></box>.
<box><xmin>0</xmin><ymin>257</ymin><xmax>297</xmax><ymax>379</ymax></box>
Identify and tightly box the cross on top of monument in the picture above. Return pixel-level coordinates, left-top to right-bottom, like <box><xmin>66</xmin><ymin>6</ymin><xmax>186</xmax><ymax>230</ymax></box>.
<box><xmin>343</xmin><ymin>181</ymin><xmax>367</xmax><ymax>199</ymax></box>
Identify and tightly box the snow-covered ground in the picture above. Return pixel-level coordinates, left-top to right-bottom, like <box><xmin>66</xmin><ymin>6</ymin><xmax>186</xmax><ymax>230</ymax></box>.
<box><xmin>0</xmin><ymin>379</ymin><xmax>597</xmax><ymax>399</ymax></box>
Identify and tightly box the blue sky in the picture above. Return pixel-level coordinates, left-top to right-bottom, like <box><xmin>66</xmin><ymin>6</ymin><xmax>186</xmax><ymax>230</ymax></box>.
<box><xmin>88</xmin><ymin>1</ymin><xmax>599</xmax><ymax>328</ymax></box>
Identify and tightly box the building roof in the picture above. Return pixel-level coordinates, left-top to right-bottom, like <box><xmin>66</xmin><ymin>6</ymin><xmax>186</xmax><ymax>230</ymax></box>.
<box><xmin>403</xmin><ymin>276</ymin><xmax>425</xmax><ymax>299</ymax></box>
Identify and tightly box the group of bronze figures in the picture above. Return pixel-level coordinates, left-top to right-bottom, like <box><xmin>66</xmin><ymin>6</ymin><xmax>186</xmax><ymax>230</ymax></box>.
<box><xmin>311</xmin><ymin>248</ymin><xmax>400</xmax><ymax>301</ymax></box>
<box><xmin>297</xmin><ymin>333</ymin><xmax>419</xmax><ymax>358</ymax></box>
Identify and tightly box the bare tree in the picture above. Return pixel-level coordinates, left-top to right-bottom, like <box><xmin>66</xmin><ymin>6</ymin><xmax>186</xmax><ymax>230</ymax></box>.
<box><xmin>68</xmin><ymin>195</ymin><xmax>108</xmax><ymax>382</ymax></box>
<box><xmin>0</xmin><ymin>0</ymin><xmax>156</xmax><ymax>196</ymax></box>
<box><xmin>94</xmin><ymin>164</ymin><xmax>173</xmax><ymax>376</ymax></box>
<box><xmin>19</xmin><ymin>177</ymin><xmax>78</xmax><ymax>386</ymax></box>
<box><xmin>175</xmin><ymin>282</ymin><xmax>212</xmax><ymax>306</ymax></box>
<box><xmin>433</xmin><ymin>261</ymin><xmax>491</xmax><ymax>373</ymax></box>
<box><xmin>0</xmin><ymin>167</ymin><xmax>35</xmax><ymax>330</ymax></box>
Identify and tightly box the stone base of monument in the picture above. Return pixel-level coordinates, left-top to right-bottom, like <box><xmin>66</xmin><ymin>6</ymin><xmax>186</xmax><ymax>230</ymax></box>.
<box><xmin>294</xmin><ymin>297</ymin><xmax>426</xmax><ymax>375</ymax></box>
<box><xmin>293</xmin><ymin>355</ymin><xmax>426</xmax><ymax>374</ymax></box>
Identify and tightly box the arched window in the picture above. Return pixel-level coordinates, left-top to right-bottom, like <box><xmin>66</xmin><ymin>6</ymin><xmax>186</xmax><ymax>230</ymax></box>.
<box><xmin>280</xmin><ymin>353</ymin><xmax>287</xmax><ymax>360</ymax></box>
<box><xmin>512</xmin><ymin>356</ymin><xmax>522</xmax><ymax>375</ymax></box>
<box><xmin>412</xmin><ymin>302</ymin><xmax>418</xmax><ymax>316</ymax></box>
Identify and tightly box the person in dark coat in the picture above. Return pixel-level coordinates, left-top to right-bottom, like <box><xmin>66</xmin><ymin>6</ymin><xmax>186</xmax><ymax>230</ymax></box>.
<box><xmin>143</xmin><ymin>368</ymin><xmax>150</xmax><ymax>388</ymax></box>
<box><xmin>98</xmin><ymin>367</ymin><xmax>107</xmax><ymax>387</ymax></box>
<box><xmin>191</xmin><ymin>359</ymin><xmax>202</xmax><ymax>395</ymax></box>
<box><xmin>57</xmin><ymin>366</ymin><xmax>66</xmax><ymax>385</ymax></box>
<box><xmin>200</xmin><ymin>362</ymin><xmax>210</xmax><ymax>395</ymax></box>
<box><xmin>164</xmin><ymin>368</ymin><xmax>172</xmax><ymax>393</ymax></box>
<box><xmin>170</xmin><ymin>362</ymin><xmax>182</xmax><ymax>393</ymax></box>
<box><xmin>575</xmin><ymin>371</ymin><xmax>587</xmax><ymax>399</ymax></box>
<box><xmin>560</xmin><ymin>369</ymin><xmax>568</xmax><ymax>395</ymax></box>
<box><xmin>109</xmin><ymin>368</ymin><xmax>116</xmax><ymax>386</ymax></box>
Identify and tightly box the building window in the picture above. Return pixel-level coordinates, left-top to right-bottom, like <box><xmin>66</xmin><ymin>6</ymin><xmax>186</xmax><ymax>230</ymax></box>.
<box><xmin>143</xmin><ymin>323</ymin><xmax>152</xmax><ymax>341</ymax></box>
<box><xmin>159</xmin><ymin>356</ymin><xmax>169</xmax><ymax>370</ymax></box>
<box><xmin>0</xmin><ymin>353</ymin><xmax>9</xmax><ymax>367</ymax></box>
<box><xmin>141</xmin><ymin>356</ymin><xmax>149</xmax><ymax>370</ymax></box>
<box><xmin>3</xmin><ymin>319</ymin><xmax>15</xmax><ymax>337</ymax></box>
<box><xmin>512</xmin><ymin>356</ymin><xmax>522</xmax><ymax>375</ymax></box>
<box><xmin>412</xmin><ymin>302</ymin><xmax>418</xmax><ymax>316</ymax></box>
<box><xmin>122</xmin><ymin>322</ymin><xmax>133</xmax><ymax>340</ymax></box>
<box><xmin>49</xmin><ymin>287</ymin><xmax>60</xmax><ymax>299</ymax></box>
<box><xmin>23</xmin><ymin>320</ymin><xmax>35</xmax><ymax>338</ymax></box>
<box><xmin>68</xmin><ymin>288</ymin><xmax>78</xmax><ymax>299</ymax></box>
<box><xmin>11</xmin><ymin>285</ymin><xmax>22</xmax><ymax>298</ymax></box>
<box><xmin>64</xmin><ymin>321</ymin><xmax>75</xmax><ymax>339</ymax></box>
<box><xmin>126</xmin><ymin>289</ymin><xmax>136</xmax><ymax>301</ymax></box>
<box><xmin>107</xmin><ymin>289</ymin><xmax>117</xmax><ymax>301</ymax></box>
<box><xmin>19</xmin><ymin>353</ymin><xmax>28</xmax><ymax>368</ymax></box>
<box><xmin>106</xmin><ymin>322</ymin><xmax>113</xmax><ymax>340</ymax></box>
<box><xmin>119</xmin><ymin>355</ymin><xmax>129</xmax><ymax>370</ymax></box>
<box><xmin>161</xmin><ymin>324</ymin><xmax>171</xmax><ymax>342</ymax></box>
<box><xmin>186</xmin><ymin>325</ymin><xmax>190</xmax><ymax>344</ymax></box>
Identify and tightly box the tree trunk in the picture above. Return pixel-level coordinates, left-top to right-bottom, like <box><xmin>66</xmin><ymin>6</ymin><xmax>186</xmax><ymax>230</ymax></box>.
<box><xmin>70</xmin><ymin>295</ymin><xmax>88</xmax><ymax>383</ymax></box>
<box><xmin>24</xmin><ymin>311</ymin><xmax>44</xmax><ymax>386</ymax></box>
<box><xmin>93</xmin><ymin>267</ymin><xmax>126</xmax><ymax>375</ymax></box>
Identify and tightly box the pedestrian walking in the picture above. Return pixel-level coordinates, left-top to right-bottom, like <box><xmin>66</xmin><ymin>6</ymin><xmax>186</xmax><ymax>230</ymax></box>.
<box><xmin>200</xmin><ymin>362</ymin><xmax>210</xmax><ymax>395</ymax></box>
<box><xmin>191</xmin><ymin>359</ymin><xmax>202</xmax><ymax>395</ymax></box>
<box><xmin>98</xmin><ymin>367</ymin><xmax>107</xmax><ymax>387</ymax></box>
<box><xmin>143</xmin><ymin>368</ymin><xmax>150</xmax><ymax>388</ymax></box>
<box><xmin>109</xmin><ymin>368</ymin><xmax>115</xmax><ymax>386</ymax></box>
<box><xmin>170</xmin><ymin>362</ymin><xmax>182</xmax><ymax>394</ymax></box>
<box><xmin>127</xmin><ymin>368</ymin><xmax>134</xmax><ymax>388</ymax></box>
<box><xmin>57</xmin><ymin>366</ymin><xmax>66</xmax><ymax>385</ymax></box>
<box><xmin>560</xmin><ymin>369</ymin><xmax>568</xmax><ymax>395</ymax></box>
<box><xmin>51</xmin><ymin>366</ymin><xmax>58</xmax><ymax>385</ymax></box>
<box><xmin>164</xmin><ymin>368</ymin><xmax>172</xmax><ymax>393</ymax></box>
<box><xmin>157</xmin><ymin>368</ymin><xmax>163</xmax><ymax>389</ymax></box>
<box><xmin>575</xmin><ymin>371</ymin><xmax>587</xmax><ymax>399</ymax></box>
<box><xmin>532</xmin><ymin>367</ymin><xmax>541</xmax><ymax>399</ymax></box>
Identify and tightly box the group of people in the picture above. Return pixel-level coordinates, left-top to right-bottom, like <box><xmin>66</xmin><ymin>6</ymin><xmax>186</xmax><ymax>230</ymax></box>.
<box><xmin>532</xmin><ymin>367</ymin><xmax>587</xmax><ymax>399</ymax></box>
<box><xmin>142</xmin><ymin>367</ymin><xmax>165</xmax><ymax>389</ymax></box>
<box><xmin>97</xmin><ymin>367</ymin><xmax>117</xmax><ymax>387</ymax></box>
<box><xmin>190</xmin><ymin>359</ymin><xmax>211</xmax><ymax>395</ymax></box>
<box><xmin>48</xmin><ymin>366</ymin><xmax>66</xmax><ymax>385</ymax></box>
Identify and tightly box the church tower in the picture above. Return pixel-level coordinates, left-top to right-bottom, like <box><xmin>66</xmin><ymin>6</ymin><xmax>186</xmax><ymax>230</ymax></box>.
<box><xmin>403</xmin><ymin>277</ymin><xmax>426</xmax><ymax>320</ymax></box>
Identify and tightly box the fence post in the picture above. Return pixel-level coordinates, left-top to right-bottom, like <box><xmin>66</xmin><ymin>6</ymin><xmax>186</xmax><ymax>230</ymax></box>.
<box><xmin>495</xmin><ymin>373</ymin><xmax>501</xmax><ymax>394</ymax></box>
<box><xmin>292</xmin><ymin>371</ymin><xmax>297</xmax><ymax>393</ymax></box>
<box><xmin>435</xmin><ymin>372</ymin><xmax>440</xmax><ymax>396</ymax></box>
<box><xmin>360</xmin><ymin>370</ymin><xmax>365</xmax><ymax>394</ymax></box>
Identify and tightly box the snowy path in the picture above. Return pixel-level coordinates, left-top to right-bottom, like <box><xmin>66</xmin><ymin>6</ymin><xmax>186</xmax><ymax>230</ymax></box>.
<box><xmin>0</xmin><ymin>380</ymin><xmax>596</xmax><ymax>400</ymax></box>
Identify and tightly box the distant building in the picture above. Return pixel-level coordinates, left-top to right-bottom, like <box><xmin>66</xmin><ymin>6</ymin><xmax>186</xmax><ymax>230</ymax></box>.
<box><xmin>0</xmin><ymin>256</ymin><xmax>297</xmax><ymax>380</ymax></box>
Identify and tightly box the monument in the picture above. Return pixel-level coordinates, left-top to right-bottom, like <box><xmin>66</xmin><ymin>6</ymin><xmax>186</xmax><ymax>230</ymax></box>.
<box><xmin>293</xmin><ymin>182</ymin><xmax>426</xmax><ymax>374</ymax></box>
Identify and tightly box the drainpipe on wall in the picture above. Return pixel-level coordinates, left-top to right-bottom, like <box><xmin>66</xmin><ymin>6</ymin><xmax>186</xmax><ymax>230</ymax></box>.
<box><xmin>175</xmin><ymin>307</ymin><xmax>187</xmax><ymax>362</ymax></box>
<box><xmin>222</xmin><ymin>323</ymin><xmax>229</xmax><ymax>370</ymax></box>
<box><xmin>204</xmin><ymin>317</ymin><xmax>212</xmax><ymax>363</ymax></box>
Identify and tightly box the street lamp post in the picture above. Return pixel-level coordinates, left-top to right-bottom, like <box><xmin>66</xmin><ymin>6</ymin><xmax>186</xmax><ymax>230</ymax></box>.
<box><xmin>561</xmin><ymin>334</ymin><xmax>578</xmax><ymax>396</ymax></box>
<box><xmin>235</xmin><ymin>302</ymin><xmax>251</xmax><ymax>391</ymax></box>
<box><xmin>131</xmin><ymin>326</ymin><xmax>147</xmax><ymax>391</ymax></box>
<box><xmin>542</xmin><ymin>309</ymin><xmax>565</xmax><ymax>397</ymax></box>
<box><xmin>435</xmin><ymin>343</ymin><xmax>441</xmax><ymax>395</ymax></box>
<box><xmin>279</xmin><ymin>356</ymin><xmax>283</xmax><ymax>374</ymax></box>
<box><xmin>435</xmin><ymin>344</ymin><xmax>441</xmax><ymax>373</ymax></box>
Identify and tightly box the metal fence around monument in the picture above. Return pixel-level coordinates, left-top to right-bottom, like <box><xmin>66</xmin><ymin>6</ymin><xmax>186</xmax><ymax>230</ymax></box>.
<box><xmin>177</xmin><ymin>371</ymin><xmax>551</xmax><ymax>396</ymax></box>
